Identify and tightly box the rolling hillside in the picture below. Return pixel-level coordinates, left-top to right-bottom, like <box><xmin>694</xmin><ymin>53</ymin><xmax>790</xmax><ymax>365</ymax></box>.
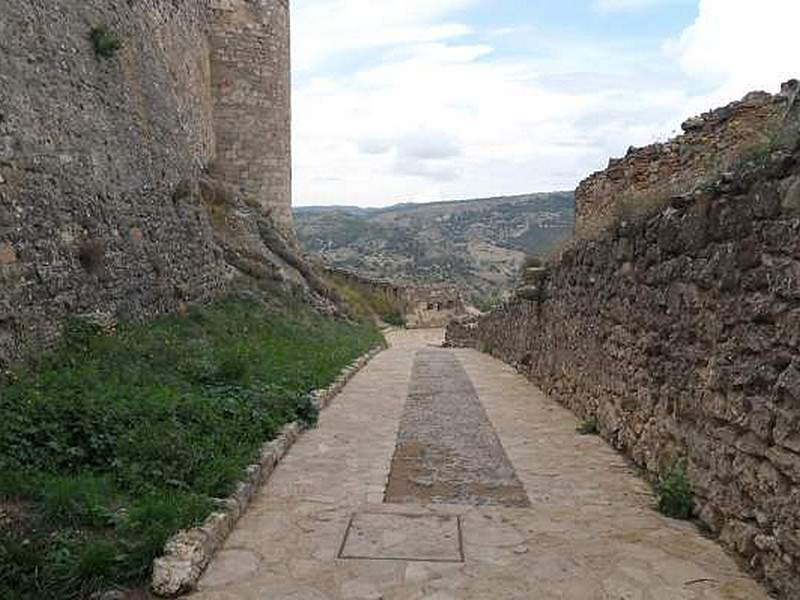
<box><xmin>295</xmin><ymin>192</ymin><xmax>575</xmax><ymax>302</ymax></box>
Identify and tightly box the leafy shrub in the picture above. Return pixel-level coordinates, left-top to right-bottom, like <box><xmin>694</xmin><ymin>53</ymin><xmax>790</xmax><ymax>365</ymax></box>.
<box><xmin>381</xmin><ymin>310</ymin><xmax>406</xmax><ymax>327</ymax></box>
<box><xmin>38</xmin><ymin>474</ymin><xmax>117</xmax><ymax>527</ymax></box>
<box><xmin>576</xmin><ymin>417</ymin><xmax>599</xmax><ymax>435</ymax></box>
<box><xmin>655</xmin><ymin>462</ymin><xmax>694</xmax><ymax>520</ymax></box>
<box><xmin>90</xmin><ymin>26</ymin><xmax>122</xmax><ymax>59</ymax></box>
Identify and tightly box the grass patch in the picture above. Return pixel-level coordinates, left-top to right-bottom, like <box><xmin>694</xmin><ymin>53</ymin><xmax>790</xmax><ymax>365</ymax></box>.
<box><xmin>471</xmin><ymin>294</ymin><xmax>502</xmax><ymax>313</ymax></box>
<box><xmin>655</xmin><ymin>462</ymin><xmax>694</xmax><ymax>520</ymax></box>
<box><xmin>380</xmin><ymin>310</ymin><xmax>406</xmax><ymax>328</ymax></box>
<box><xmin>0</xmin><ymin>298</ymin><xmax>382</xmax><ymax>598</ymax></box>
<box><xmin>90</xmin><ymin>26</ymin><xmax>122</xmax><ymax>59</ymax></box>
<box><xmin>575</xmin><ymin>417</ymin><xmax>599</xmax><ymax>436</ymax></box>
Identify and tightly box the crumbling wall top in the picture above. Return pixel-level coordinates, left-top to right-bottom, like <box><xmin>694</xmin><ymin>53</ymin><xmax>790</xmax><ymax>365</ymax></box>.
<box><xmin>575</xmin><ymin>80</ymin><xmax>798</xmax><ymax>237</ymax></box>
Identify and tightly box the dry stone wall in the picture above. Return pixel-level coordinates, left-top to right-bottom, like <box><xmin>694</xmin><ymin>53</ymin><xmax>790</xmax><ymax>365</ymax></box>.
<box><xmin>448</xmin><ymin>98</ymin><xmax>800</xmax><ymax>598</ymax></box>
<box><xmin>0</xmin><ymin>0</ymin><xmax>294</xmax><ymax>367</ymax></box>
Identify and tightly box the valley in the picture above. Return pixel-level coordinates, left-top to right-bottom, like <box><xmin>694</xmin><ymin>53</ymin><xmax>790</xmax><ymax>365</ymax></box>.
<box><xmin>295</xmin><ymin>192</ymin><xmax>574</xmax><ymax>303</ymax></box>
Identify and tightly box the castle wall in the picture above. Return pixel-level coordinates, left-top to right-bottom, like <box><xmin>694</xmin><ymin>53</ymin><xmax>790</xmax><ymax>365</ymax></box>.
<box><xmin>0</xmin><ymin>0</ymin><xmax>293</xmax><ymax>367</ymax></box>
<box><xmin>447</xmin><ymin>101</ymin><xmax>800</xmax><ymax>598</ymax></box>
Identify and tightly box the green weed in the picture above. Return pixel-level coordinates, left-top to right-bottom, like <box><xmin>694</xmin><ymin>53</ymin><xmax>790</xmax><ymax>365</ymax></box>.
<box><xmin>576</xmin><ymin>417</ymin><xmax>599</xmax><ymax>435</ymax></box>
<box><xmin>472</xmin><ymin>294</ymin><xmax>502</xmax><ymax>313</ymax></box>
<box><xmin>655</xmin><ymin>462</ymin><xmax>694</xmax><ymax>520</ymax></box>
<box><xmin>90</xmin><ymin>26</ymin><xmax>122</xmax><ymax>59</ymax></box>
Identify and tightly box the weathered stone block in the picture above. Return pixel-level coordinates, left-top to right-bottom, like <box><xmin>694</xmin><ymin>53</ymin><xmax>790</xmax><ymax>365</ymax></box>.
<box><xmin>765</xmin><ymin>446</ymin><xmax>800</xmax><ymax>483</ymax></box>
<box><xmin>781</xmin><ymin>176</ymin><xmax>800</xmax><ymax>213</ymax></box>
<box><xmin>0</xmin><ymin>242</ymin><xmax>16</xmax><ymax>265</ymax></box>
<box><xmin>774</xmin><ymin>409</ymin><xmax>800</xmax><ymax>454</ymax></box>
<box><xmin>777</xmin><ymin>363</ymin><xmax>800</xmax><ymax>402</ymax></box>
<box><xmin>721</xmin><ymin>520</ymin><xmax>760</xmax><ymax>558</ymax></box>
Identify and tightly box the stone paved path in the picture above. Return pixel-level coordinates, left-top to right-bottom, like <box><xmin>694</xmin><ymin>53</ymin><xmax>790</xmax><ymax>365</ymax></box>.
<box><xmin>189</xmin><ymin>329</ymin><xmax>769</xmax><ymax>600</ymax></box>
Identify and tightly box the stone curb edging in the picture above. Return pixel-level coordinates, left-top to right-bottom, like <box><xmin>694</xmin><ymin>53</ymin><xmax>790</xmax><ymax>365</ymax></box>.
<box><xmin>149</xmin><ymin>343</ymin><xmax>387</xmax><ymax>598</ymax></box>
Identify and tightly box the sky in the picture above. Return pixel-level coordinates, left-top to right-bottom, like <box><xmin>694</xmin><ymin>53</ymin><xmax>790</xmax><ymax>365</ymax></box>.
<box><xmin>291</xmin><ymin>0</ymin><xmax>800</xmax><ymax>208</ymax></box>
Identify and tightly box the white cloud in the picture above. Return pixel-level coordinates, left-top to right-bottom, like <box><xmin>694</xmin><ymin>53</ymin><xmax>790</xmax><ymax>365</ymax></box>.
<box><xmin>293</xmin><ymin>0</ymin><xmax>478</xmax><ymax>71</ymax></box>
<box><xmin>395</xmin><ymin>130</ymin><xmax>462</xmax><ymax>160</ymax></box>
<box><xmin>357</xmin><ymin>138</ymin><xmax>392</xmax><ymax>155</ymax></box>
<box><xmin>292</xmin><ymin>33</ymin><xmax>689</xmax><ymax>206</ymax></box>
<box><xmin>666</xmin><ymin>0</ymin><xmax>799</xmax><ymax>104</ymax></box>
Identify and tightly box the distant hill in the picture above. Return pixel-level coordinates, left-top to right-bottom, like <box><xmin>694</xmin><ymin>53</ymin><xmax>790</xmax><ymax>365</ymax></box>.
<box><xmin>294</xmin><ymin>192</ymin><xmax>575</xmax><ymax>302</ymax></box>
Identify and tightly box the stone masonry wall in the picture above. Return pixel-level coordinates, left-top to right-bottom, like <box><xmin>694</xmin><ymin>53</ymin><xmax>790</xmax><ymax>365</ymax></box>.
<box><xmin>448</xmin><ymin>100</ymin><xmax>800</xmax><ymax>598</ymax></box>
<box><xmin>576</xmin><ymin>82</ymin><xmax>799</xmax><ymax>238</ymax></box>
<box><xmin>0</xmin><ymin>0</ymin><xmax>294</xmax><ymax>367</ymax></box>
<box><xmin>209</xmin><ymin>0</ymin><xmax>293</xmax><ymax>234</ymax></box>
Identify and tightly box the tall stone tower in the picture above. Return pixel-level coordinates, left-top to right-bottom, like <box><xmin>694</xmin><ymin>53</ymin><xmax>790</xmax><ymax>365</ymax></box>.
<box><xmin>208</xmin><ymin>0</ymin><xmax>293</xmax><ymax>234</ymax></box>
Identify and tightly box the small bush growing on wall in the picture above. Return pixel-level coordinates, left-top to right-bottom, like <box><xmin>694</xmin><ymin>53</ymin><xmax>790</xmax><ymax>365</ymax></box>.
<box><xmin>576</xmin><ymin>417</ymin><xmax>599</xmax><ymax>435</ymax></box>
<box><xmin>655</xmin><ymin>461</ymin><xmax>694</xmax><ymax>520</ymax></box>
<box><xmin>90</xmin><ymin>26</ymin><xmax>122</xmax><ymax>59</ymax></box>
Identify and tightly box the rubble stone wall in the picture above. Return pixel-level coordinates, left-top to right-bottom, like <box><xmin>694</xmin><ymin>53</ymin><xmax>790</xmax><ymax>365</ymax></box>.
<box><xmin>447</xmin><ymin>97</ymin><xmax>800</xmax><ymax>598</ymax></box>
<box><xmin>576</xmin><ymin>82</ymin><xmax>799</xmax><ymax>238</ymax></box>
<box><xmin>0</xmin><ymin>0</ymin><xmax>293</xmax><ymax>366</ymax></box>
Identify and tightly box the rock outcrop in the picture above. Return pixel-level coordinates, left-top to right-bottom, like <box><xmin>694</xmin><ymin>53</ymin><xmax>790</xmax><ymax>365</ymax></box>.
<box><xmin>448</xmin><ymin>82</ymin><xmax>800</xmax><ymax>598</ymax></box>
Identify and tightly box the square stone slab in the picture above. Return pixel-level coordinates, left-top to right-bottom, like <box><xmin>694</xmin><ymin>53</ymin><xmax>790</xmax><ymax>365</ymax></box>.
<box><xmin>338</xmin><ymin>512</ymin><xmax>463</xmax><ymax>562</ymax></box>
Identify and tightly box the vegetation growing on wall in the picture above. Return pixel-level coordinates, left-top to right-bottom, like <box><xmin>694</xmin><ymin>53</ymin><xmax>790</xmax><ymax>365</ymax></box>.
<box><xmin>90</xmin><ymin>26</ymin><xmax>122</xmax><ymax>59</ymax></box>
<box><xmin>575</xmin><ymin>417</ymin><xmax>599</xmax><ymax>436</ymax></box>
<box><xmin>0</xmin><ymin>298</ymin><xmax>383</xmax><ymax>599</ymax></box>
<box><xmin>655</xmin><ymin>462</ymin><xmax>694</xmax><ymax>520</ymax></box>
<box><xmin>575</xmin><ymin>83</ymin><xmax>799</xmax><ymax>240</ymax></box>
<box><xmin>471</xmin><ymin>294</ymin><xmax>503</xmax><ymax>313</ymax></box>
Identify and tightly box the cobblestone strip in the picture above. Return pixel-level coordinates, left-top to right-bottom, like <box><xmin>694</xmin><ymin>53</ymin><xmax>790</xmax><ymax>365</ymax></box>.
<box><xmin>384</xmin><ymin>347</ymin><xmax>530</xmax><ymax>507</ymax></box>
<box><xmin>149</xmin><ymin>343</ymin><xmax>386</xmax><ymax>597</ymax></box>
